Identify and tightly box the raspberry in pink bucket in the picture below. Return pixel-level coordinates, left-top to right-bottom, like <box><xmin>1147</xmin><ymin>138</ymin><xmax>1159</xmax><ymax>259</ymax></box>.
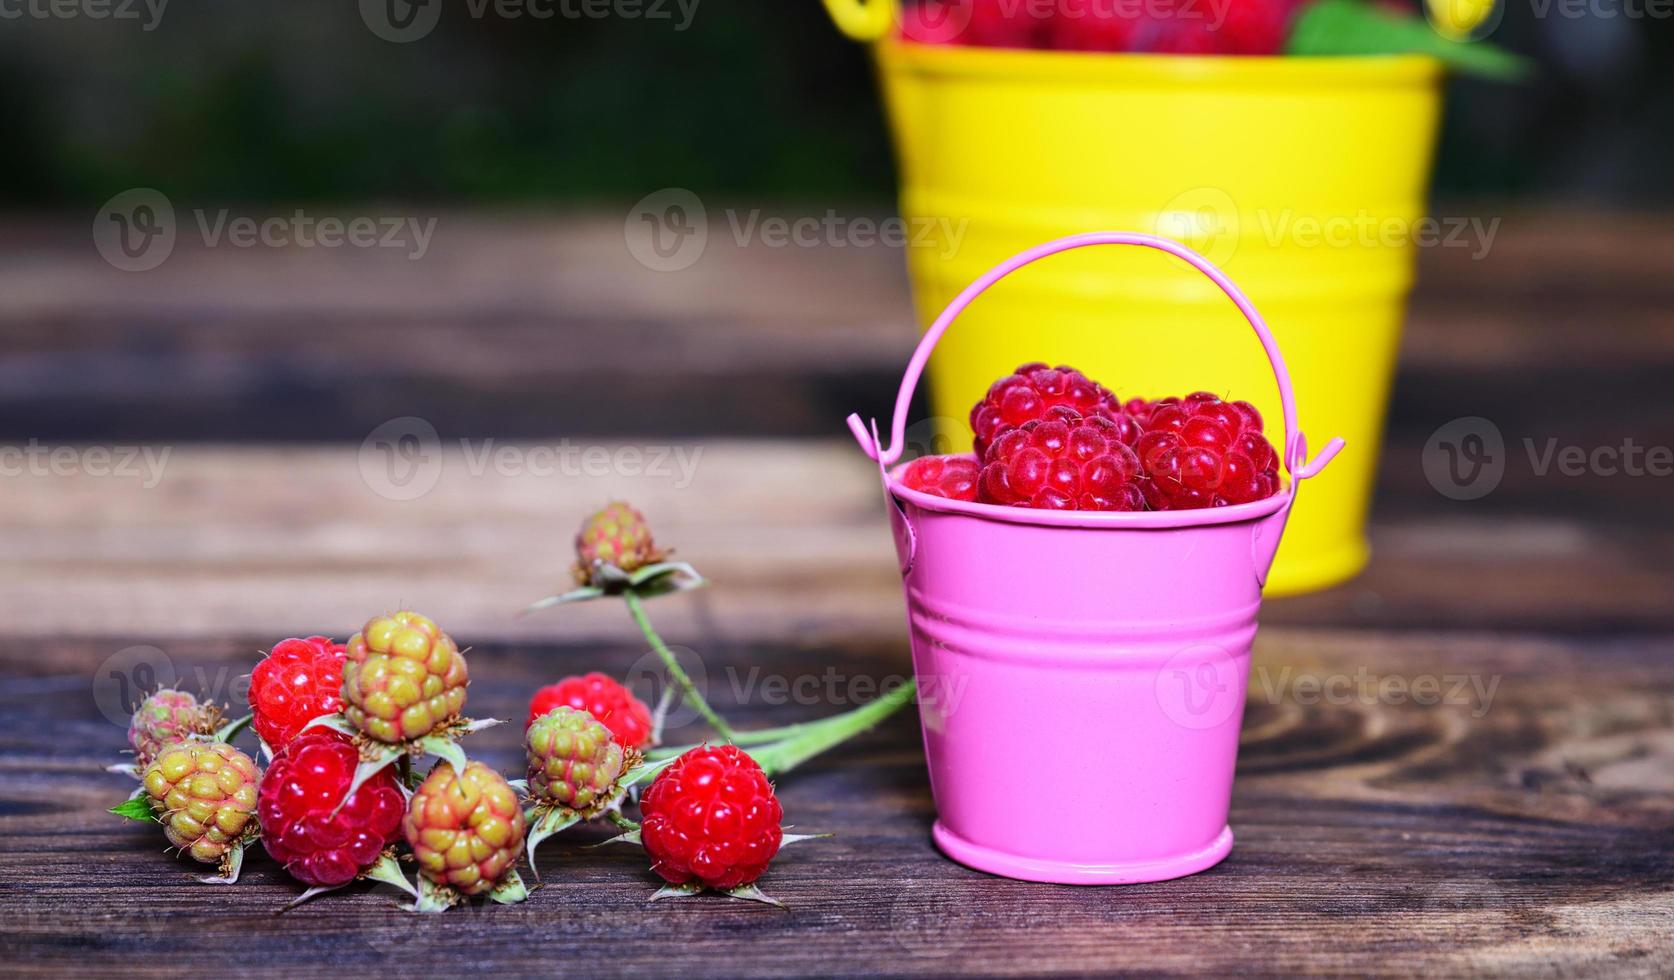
<box><xmin>847</xmin><ymin>231</ymin><xmax>1343</xmax><ymax>884</ymax></box>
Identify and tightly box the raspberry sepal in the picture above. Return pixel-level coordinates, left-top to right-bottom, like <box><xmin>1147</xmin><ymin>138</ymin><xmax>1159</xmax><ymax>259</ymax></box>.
<box><xmin>301</xmin><ymin>711</ymin><xmax>504</xmax><ymax>815</ymax></box>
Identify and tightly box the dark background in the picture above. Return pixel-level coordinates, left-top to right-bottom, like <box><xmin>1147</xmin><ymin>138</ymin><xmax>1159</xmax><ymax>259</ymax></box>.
<box><xmin>3</xmin><ymin>0</ymin><xmax>1671</xmax><ymax>208</ymax></box>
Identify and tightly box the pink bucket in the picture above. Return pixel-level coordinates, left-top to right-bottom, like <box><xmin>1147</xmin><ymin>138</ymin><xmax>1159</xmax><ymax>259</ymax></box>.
<box><xmin>849</xmin><ymin>232</ymin><xmax>1344</xmax><ymax>884</ymax></box>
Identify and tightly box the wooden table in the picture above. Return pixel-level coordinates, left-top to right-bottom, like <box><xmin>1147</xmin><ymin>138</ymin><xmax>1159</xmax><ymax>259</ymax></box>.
<box><xmin>2</xmin><ymin>208</ymin><xmax>1672</xmax><ymax>977</ymax></box>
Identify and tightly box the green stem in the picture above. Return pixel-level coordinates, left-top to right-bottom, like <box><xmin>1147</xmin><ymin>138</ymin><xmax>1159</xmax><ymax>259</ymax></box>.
<box><xmin>608</xmin><ymin>811</ymin><xmax>640</xmax><ymax>832</ymax></box>
<box><xmin>744</xmin><ymin>678</ymin><xmax>917</xmax><ymax>778</ymax></box>
<box><xmin>623</xmin><ymin>590</ymin><xmax>737</xmax><ymax>742</ymax></box>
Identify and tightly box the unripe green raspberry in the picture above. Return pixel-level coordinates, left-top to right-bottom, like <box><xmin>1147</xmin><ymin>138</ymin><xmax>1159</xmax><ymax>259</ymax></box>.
<box><xmin>342</xmin><ymin>610</ymin><xmax>469</xmax><ymax>744</ymax></box>
<box><xmin>574</xmin><ymin>501</ymin><xmax>664</xmax><ymax>584</ymax></box>
<box><xmin>128</xmin><ymin>688</ymin><xmax>222</xmax><ymax>768</ymax></box>
<box><xmin>142</xmin><ymin>741</ymin><xmax>260</xmax><ymax>865</ymax></box>
<box><xmin>404</xmin><ymin>761</ymin><xmax>525</xmax><ymax>896</ymax></box>
<box><xmin>526</xmin><ymin>706</ymin><xmax>632</xmax><ymax>816</ymax></box>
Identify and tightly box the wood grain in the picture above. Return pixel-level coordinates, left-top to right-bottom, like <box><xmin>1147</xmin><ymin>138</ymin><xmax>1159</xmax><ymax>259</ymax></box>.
<box><xmin>3</xmin><ymin>628</ymin><xmax>1673</xmax><ymax>977</ymax></box>
<box><xmin>2</xmin><ymin>208</ymin><xmax>1672</xmax><ymax>977</ymax></box>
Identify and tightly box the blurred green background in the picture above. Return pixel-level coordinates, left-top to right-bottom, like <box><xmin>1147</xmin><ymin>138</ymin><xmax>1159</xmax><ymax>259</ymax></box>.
<box><xmin>3</xmin><ymin>0</ymin><xmax>1670</xmax><ymax>208</ymax></box>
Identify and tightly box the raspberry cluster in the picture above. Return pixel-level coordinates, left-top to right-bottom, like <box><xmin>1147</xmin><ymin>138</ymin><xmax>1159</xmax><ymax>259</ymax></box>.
<box><xmin>110</xmin><ymin>506</ymin><xmax>864</xmax><ymax>909</ymax></box>
<box><xmin>898</xmin><ymin>363</ymin><xmax>1282</xmax><ymax>512</ymax></box>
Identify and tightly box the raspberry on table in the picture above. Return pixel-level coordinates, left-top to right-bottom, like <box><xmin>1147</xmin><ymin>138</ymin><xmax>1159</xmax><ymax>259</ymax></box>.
<box><xmin>900</xmin><ymin>454</ymin><xmax>980</xmax><ymax>501</ymax></box>
<box><xmin>342</xmin><ymin>610</ymin><xmax>469</xmax><ymax>745</ymax></box>
<box><xmin>250</xmin><ymin>636</ymin><xmax>347</xmax><ymax>751</ymax></box>
<box><xmin>526</xmin><ymin>705</ymin><xmax>633</xmax><ymax>816</ymax></box>
<box><xmin>1136</xmin><ymin>391</ymin><xmax>1281</xmax><ymax>509</ymax></box>
<box><xmin>640</xmin><ymin>744</ymin><xmax>783</xmax><ymax>891</ymax></box>
<box><xmin>142</xmin><ymin>741</ymin><xmax>261</xmax><ymax>866</ymax></box>
<box><xmin>259</xmin><ymin>731</ymin><xmax>404</xmax><ymax>888</ymax></box>
<box><xmin>969</xmin><ymin>362</ymin><xmax>1136</xmax><ymax>460</ymax></box>
<box><xmin>976</xmin><ymin>413</ymin><xmax>1144</xmax><ymax>511</ymax></box>
<box><xmin>527</xmin><ymin>672</ymin><xmax>654</xmax><ymax>750</ymax></box>
<box><xmin>404</xmin><ymin>760</ymin><xmax>526</xmax><ymax>896</ymax></box>
<box><xmin>128</xmin><ymin>688</ymin><xmax>222</xmax><ymax>768</ymax></box>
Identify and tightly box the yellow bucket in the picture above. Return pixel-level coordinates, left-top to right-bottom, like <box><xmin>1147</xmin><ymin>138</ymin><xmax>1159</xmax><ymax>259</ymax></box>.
<box><xmin>825</xmin><ymin>1</ymin><xmax>1442</xmax><ymax>594</ymax></box>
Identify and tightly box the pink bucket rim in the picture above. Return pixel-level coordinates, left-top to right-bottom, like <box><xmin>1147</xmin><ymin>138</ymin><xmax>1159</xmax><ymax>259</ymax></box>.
<box><xmin>886</xmin><ymin>460</ymin><xmax>1291</xmax><ymax>529</ymax></box>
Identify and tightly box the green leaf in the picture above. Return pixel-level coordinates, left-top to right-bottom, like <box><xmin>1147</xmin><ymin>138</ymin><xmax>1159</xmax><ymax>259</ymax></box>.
<box><xmin>416</xmin><ymin>735</ymin><xmax>467</xmax><ymax>776</ymax></box>
<box><xmin>587</xmin><ymin>828</ymin><xmax>641</xmax><ymax>849</ymax></box>
<box><xmin>524</xmin><ymin>808</ymin><xmax>583</xmax><ymax>877</ymax></box>
<box><xmin>724</xmin><ymin>883</ymin><xmax>787</xmax><ymax>909</ymax></box>
<box><xmin>1287</xmin><ymin>0</ymin><xmax>1531</xmax><ymax>80</ymax></box>
<box><xmin>626</xmin><ymin>561</ymin><xmax>706</xmax><ymax>598</ymax></box>
<box><xmin>414</xmin><ymin>876</ymin><xmax>458</xmax><ymax>914</ymax></box>
<box><xmin>489</xmin><ymin>869</ymin><xmax>529</xmax><ymax>906</ymax></box>
<box><xmin>197</xmin><ymin>841</ymin><xmax>246</xmax><ymax>885</ymax></box>
<box><xmin>335</xmin><ymin>744</ymin><xmax>403</xmax><ymax>815</ymax></box>
<box><xmin>214</xmin><ymin>712</ymin><xmax>254</xmax><ymax>744</ymax></box>
<box><xmin>523</xmin><ymin>586</ymin><xmax>605</xmax><ymax>613</ymax></box>
<box><xmin>301</xmin><ymin>713</ymin><xmax>357</xmax><ymax>737</ymax></box>
<box><xmin>363</xmin><ymin>853</ymin><xmax>420</xmax><ymax>902</ymax></box>
<box><xmin>109</xmin><ymin>797</ymin><xmax>157</xmax><ymax>822</ymax></box>
<box><xmin>648</xmin><ymin>882</ymin><xmax>704</xmax><ymax>903</ymax></box>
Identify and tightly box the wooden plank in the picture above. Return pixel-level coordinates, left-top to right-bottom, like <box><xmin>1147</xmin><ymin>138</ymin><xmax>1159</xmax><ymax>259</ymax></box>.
<box><xmin>0</xmin><ymin>442</ymin><xmax>1670</xmax><ymax>644</ymax></box>
<box><xmin>2</xmin><ymin>628</ymin><xmax>1671</xmax><ymax>976</ymax></box>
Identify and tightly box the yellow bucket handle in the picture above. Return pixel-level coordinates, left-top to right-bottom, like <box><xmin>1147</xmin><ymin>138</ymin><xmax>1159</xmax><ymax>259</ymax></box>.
<box><xmin>821</xmin><ymin>0</ymin><xmax>898</xmax><ymax>42</ymax></box>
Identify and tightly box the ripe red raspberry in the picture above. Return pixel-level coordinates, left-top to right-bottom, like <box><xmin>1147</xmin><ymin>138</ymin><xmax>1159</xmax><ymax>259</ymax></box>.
<box><xmin>1214</xmin><ymin>0</ymin><xmax>1308</xmax><ymax>55</ymax></box>
<box><xmin>900</xmin><ymin>454</ymin><xmax>980</xmax><ymax>501</ymax></box>
<box><xmin>250</xmin><ymin>636</ymin><xmax>347</xmax><ymax>751</ymax></box>
<box><xmin>640</xmin><ymin>745</ymin><xmax>783</xmax><ymax>891</ymax></box>
<box><xmin>901</xmin><ymin>0</ymin><xmax>1050</xmax><ymax>48</ymax></box>
<box><xmin>258</xmin><ymin>731</ymin><xmax>404</xmax><ymax>887</ymax></box>
<box><xmin>526</xmin><ymin>672</ymin><xmax>653</xmax><ymax>750</ymax></box>
<box><xmin>1135</xmin><ymin>392</ymin><xmax>1280</xmax><ymax>509</ymax></box>
<box><xmin>977</xmin><ymin>413</ymin><xmax>1143</xmax><ymax>511</ymax></box>
<box><xmin>405</xmin><ymin>760</ymin><xmax>526</xmax><ymax>896</ymax></box>
<box><xmin>128</xmin><ymin>688</ymin><xmax>222</xmax><ymax>768</ymax></box>
<box><xmin>342</xmin><ymin>610</ymin><xmax>469</xmax><ymax>744</ymax></box>
<box><xmin>970</xmin><ymin>362</ymin><xmax>1136</xmax><ymax>460</ymax></box>
<box><xmin>1047</xmin><ymin>0</ymin><xmax>1141</xmax><ymax>50</ymax></box>
<box><xmin>574</xmin><ymin>501</ymin><xmax>666</xmax><ymax>586</ymax></box>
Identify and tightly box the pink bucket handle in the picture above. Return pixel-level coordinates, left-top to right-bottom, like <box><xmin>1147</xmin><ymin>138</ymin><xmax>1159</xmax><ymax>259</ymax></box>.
<box><xmin>846</xmin><ymin>231</ymin><xmax>1344</xmax><ymax>482</ymax></box>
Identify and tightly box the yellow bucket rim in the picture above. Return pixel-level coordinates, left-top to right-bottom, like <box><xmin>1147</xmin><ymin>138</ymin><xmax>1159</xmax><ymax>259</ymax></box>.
<box><xmin>878</xmin><ymin>38</ymin><xmax>1443</xmax><ymax>88</ymax></box>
